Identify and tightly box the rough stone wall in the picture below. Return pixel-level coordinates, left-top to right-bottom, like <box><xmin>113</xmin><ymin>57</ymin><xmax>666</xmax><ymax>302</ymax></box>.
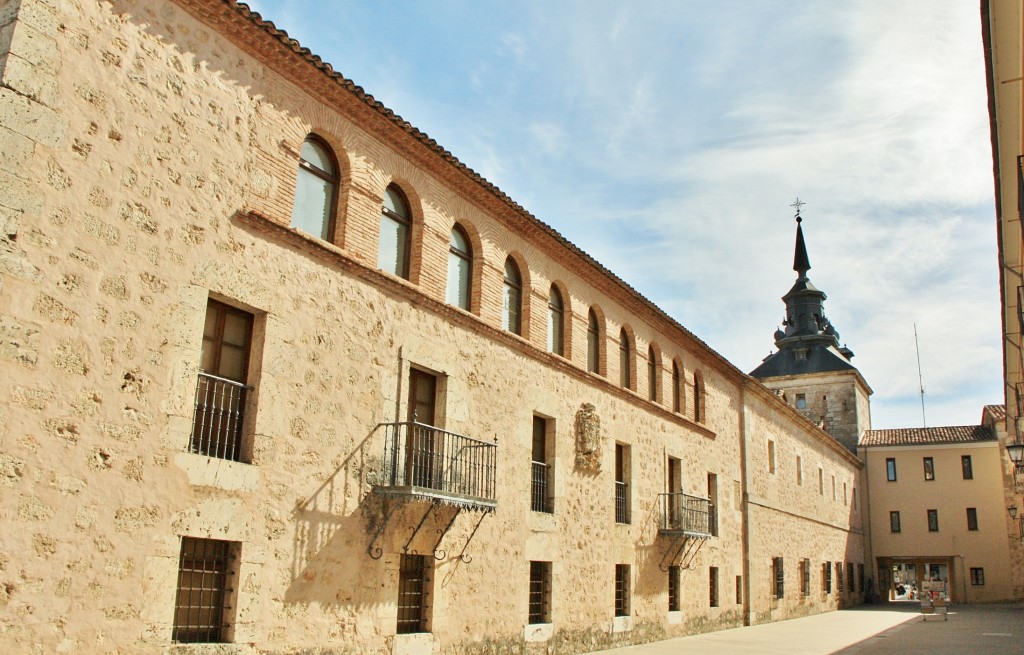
<box><xmin>757</xmin><ymin>370</ymin><xmax>871</xmax><ymax>453</ymax></box>
<box><xmin>743</xmin><ymin>389</ymin><xmax>866</xmax><ymax>620</ymax></box>
<box><xmin>0</xmin><ymin>1</ymin><xmax>864</xmax><ymax>653</ymax></box>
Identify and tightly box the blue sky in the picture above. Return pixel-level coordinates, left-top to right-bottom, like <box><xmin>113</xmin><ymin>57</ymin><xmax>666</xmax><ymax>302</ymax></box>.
<box><xmin>246</xmin><ymin>1</ymin><xmax>1001</xmax><ymax>429</ymax></box>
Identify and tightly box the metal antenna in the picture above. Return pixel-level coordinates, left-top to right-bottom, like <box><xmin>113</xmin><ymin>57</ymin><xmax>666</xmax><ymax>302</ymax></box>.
<box><xmin>914</xmin><ymin>324</ymin><xmax>926</xmax><ymax>428</ymax></box>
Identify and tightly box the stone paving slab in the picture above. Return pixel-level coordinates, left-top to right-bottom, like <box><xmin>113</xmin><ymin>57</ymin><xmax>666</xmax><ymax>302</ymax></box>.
<box><xmin>585</xmin><ymin>604</ymin><xmax>1024</xmax><ymax>655</ymax></box>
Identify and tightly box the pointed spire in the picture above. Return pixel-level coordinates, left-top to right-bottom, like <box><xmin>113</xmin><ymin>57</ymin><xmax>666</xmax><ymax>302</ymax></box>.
<box><xmin>791</xmin><ymin>198</ymin><xmax>810</xmax><ymax>278</ymax></box>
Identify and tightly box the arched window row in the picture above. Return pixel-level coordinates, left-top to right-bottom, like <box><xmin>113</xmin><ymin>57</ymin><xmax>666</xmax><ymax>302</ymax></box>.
<box><xmin>288</xmin><ymin>133</ymin><xmax>707</xmax><ymax>421</ymax></box>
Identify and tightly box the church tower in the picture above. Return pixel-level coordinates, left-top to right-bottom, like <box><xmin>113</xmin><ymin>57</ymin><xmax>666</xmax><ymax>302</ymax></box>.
<box><xmin>750</xmin><ymin>206</ymin><xmax>872</xmax><ymax>452</ymax></box>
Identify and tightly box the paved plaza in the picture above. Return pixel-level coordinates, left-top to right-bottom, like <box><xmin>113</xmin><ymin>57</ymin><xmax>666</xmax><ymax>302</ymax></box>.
<box><xmin>588</xmin><ymin>603</ymin><xmax>1024</xmax><ymax>655</ymax></box>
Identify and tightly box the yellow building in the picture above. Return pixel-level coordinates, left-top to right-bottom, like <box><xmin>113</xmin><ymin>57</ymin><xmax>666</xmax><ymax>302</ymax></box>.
<box><xmin>861</xmin><ymin>406</ymin><xmax>1017</xmax><ymax>603</ymax></box>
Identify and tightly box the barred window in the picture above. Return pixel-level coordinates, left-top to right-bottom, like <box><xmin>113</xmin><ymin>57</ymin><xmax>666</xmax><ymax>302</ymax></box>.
<box><xmin>836</xmin><ymin>561</ymin><xmax>844</xmax><ymax>593</ymax></box>
<box><xmin>173</xmin><ymin>537</ymin><xmax>238</xmax><ymax>644</ymax></box>
<box><xmin>615</xmin><ymin>564</ymin><xmax>630</xmax><ymax>616</ymax></box>
<box><xmin>709</xmin><ymin>566</ymin><xmax>719</xmax><ymax>607</ymax></box>
<box><xmin>970</xmin><ymin>567</ymin><xmax>985</xmax><ymax>586</ymax></box>
<box><xmin>847</xmin><ymin>563</ymin><xmax>855</xmax><ymax>593</ymax></box>
<box><xmin>773</xmin><ymin>557</ymin><xmax>784</xmax><ymax>599</ymax></box>
<box><xmin>668</xmin><ymin>565</ymin><xmax>680</xmax><ymax>612</ymax></box>
<box><xmin>615</xmin><ymin>444</ymin><xmax>631</xmax><ymax>524</ymax></box>
<box><xmin>528</xmin><ymin>561</ymin><xmax>551</xmax><ymax>624</ymax></box>
<box><xmin>397</xmin><ymin>555</ymin><xmax>430</xmax><ymax>634</ymax></box>
<box><xmin>801</xmin><ymin>558</ymin><xmax>811</xmax><ymax>596</ymax></box>
<box><xmin>823</xmin><ymin>562</ymin><xmax>832</xmax><ymax>594</ymax></box>
<box><xmin>736</xmin><ymin>574</ymin><xmax>743</xmax><ymax>604</ymax></box>
<box><xmin>531</xmin><ymin>416</ymin><xmax>553</xmax><ymax>514</ymax></box>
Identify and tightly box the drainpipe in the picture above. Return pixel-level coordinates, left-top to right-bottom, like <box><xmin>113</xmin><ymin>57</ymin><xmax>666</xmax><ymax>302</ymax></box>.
<box><xmin>739</xmin><ymin>381</ymin><xmax>752</xmax><ymax>625</ymax></box>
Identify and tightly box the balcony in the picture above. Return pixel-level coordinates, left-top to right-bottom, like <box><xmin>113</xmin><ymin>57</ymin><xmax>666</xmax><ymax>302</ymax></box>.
<box><xmin>190</xmin><ymin>372</ymin><xmax>251</xmax><ymax>462</ymax></box>
<box><xmin>377</xmin><ymin>421</ymin><xmax>497</xmax><ymax>511</ymax></box>
<box><xmin>659</xmin><ymin>492</ymin><xmax>714</xmax><ymax>537</ymax></box>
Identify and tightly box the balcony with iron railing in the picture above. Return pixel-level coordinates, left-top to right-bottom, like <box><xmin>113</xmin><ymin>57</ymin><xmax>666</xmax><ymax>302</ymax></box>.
<box><xmin>190</xmin><ymin>372</ymin><xmax>252</xmax><ymax>462</ymax></box>
<box><xmin>658</xmin><ymin>492</ymin><xmax>714</xmax><ymax>537</ymax></box>
<box><xmin>377</xmin><ymin>421</ymin><xmax>497</xmax><ymax>511</ymax></box>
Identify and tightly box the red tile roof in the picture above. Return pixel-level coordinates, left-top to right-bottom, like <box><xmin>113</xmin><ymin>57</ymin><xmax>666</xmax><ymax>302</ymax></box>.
<box><xmin>860</xmin><ymin>425</ymin><xmax>996</xmax><ymax>447</ymax></box>
<box><xmin>985</xmin><ymin>404</ymin><xmax>1006</xmax><ymax>422</ymax></box>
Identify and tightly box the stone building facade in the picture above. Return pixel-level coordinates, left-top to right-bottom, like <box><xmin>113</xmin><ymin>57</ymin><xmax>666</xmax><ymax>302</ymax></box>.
<box><xmin>0</xmin><ymin>1</ymin><xmax>865</xmax><ymax>653</ymax></box>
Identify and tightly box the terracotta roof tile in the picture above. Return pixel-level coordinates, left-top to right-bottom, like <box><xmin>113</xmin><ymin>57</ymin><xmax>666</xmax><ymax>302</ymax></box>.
<box><xmin>985</xmin><ymin>404</ymin><xmax>1006</xmax><ymax>422</ymax></box>
<box><xmin>860</xmin><ymin>425</ymin><xmax>996</xmax><ymax>448</ymax></box>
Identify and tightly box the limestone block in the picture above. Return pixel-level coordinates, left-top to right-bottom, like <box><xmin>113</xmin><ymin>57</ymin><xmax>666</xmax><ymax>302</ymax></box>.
<box><xmin>0</xmin><ymin>124</ymin><xmax>32</xmax><ymax>176</ymax></box>
<box><xmin>0</xmin><ymin>313</ymin><xmax>38</xmax><ymax>367</ymax></box>
<box><xmin>0</xmin><ymin>1</ymin><xmax>57</xmax><ymax>36</ymax></box>
<box><xmin>0</xmin><ymin>87</ymin><xmax>65</xmax><ymax>147</ymax></box>
<box><xmin>2</xmin><ymin>18</ymin><xmax>56</xmax><ymax>72</ymax></box>
<box><xmin>171</xmin><ymin>498</ymin><xmax>250</xmax><ymax>543</ymax></box>
<box><xmin>173</xmin><ymin>452</ymin><xmax>259</xmax><ymax>492</ymax></box>
<box><xmin>0</xmin><ymin>167</ymin><xmax>41</xmax><ymax>213</ymax></box>
<box><xmin>2</xmin><ymin>51</ymin><xmax>59</xmax><ymax>108</ymax></box>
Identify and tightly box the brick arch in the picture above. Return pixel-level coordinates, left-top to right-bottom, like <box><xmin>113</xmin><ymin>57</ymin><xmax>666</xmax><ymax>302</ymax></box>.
<box><xmin>378</xmin><ymin>175</ymin><xmax>426</xmax><ymax>285</ymax></box>
<box><xmin>547</xmin><ymin>279</ymin><xmax>573</xmax><ymax>361</ymax></box>
<box><xmin>646</xmin><ymin>341</ymin><xmax>663</xmax><ymax>403</ymax></box>
<box><xmin>448</xmin><ymin>220</ymin><xmax>485</xmax><ymax>316</ymax></box>
<box><xmin>671</xmin><ymin>357</ymin><xmax>686</xmax><ymax>415</ymax></box>
<box><xmin>618</xmin><ymin>324</ymin><xmax>637</xmax><ymax>391</ymax></box>
<box><xmin>586</xmin><ymin>304</ymin><xmax>608</xmax><ymax>377</ymax></box>
<box><xmin>693</xmin><ymin>369</ymin><xmax>706</xmax><ymax>423</ymax></box>
<box><xmin>290</xmin><ymin>129</ymin><xmax>353</xmax><ymax>248</ymax></box>
<box><xmin>502</xmin><ymin>250</ymin><xmax>532</xmax><ymax>340</ymax></box>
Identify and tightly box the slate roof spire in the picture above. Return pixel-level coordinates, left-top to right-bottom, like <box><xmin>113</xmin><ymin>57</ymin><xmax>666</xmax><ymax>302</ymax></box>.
<box><xmin>793</xmin><ymin>212</ymin><xmax>811</xmax><ymax>279</ymax></box>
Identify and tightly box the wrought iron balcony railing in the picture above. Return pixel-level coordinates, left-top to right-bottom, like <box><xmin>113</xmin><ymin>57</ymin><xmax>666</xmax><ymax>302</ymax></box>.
<box><xmin>378</xmin><ymin>421</ymin><xmax>497</xmax><ymax>511</ymax></box>
<box><xmin>531</xmin><ymin>461</ymin><xmax>553</xmax><ymax>513</ymax></box>
<box><xmin>659</xmin><ymin>492</ymin><xmax>714</xmax><ymax>537</ymax></box>
<box><xmin>190</xmin><ymin>372</ymin><xmax>251</xmax><ymax>462</ymax></box>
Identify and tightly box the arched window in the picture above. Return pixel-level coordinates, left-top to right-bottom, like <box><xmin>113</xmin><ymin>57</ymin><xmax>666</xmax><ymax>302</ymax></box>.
<box><xmin>672</xmin><ymin>360</ymin><xmax>683</xmax><ymax>414</ymax></box>
<box><xmin>587</xmin><ymin>309</ymin><xmax>601</xmax><ymax>374</ymax></box>
<box><xmin>619</xmin><ymin>328</ymin><xmax>632</xmax><ymax>389</ymax></box>
<box><xmin>378</xmin><ymin>184</ymin><xmax>411</xmax><ymax>278</ymax></box>
<box><xmin>547</xmin><ymin>286</ymin><xmax>564</xmax><ymax>355</ymax></box>
<box><xmin>447</xmin><ymin>224</ymin><xmax>472</xmax><ymax>310</ymax></box>
<box><xmin>290</xmin><ymin>135</ymin><xmax>337</xmax><ymax>241</ymax></box>
<box><xmin>502</xmin><ymin>258</ymin><xmax>522</xmax><ymax>334</ymax></box>
<box><xmin>693</xmin><ymin>370</ymin><xmax>706</xmax><ymax>423</ymax></box>
<box><xmin>647</xmin><ymin>345</ymin><xmax>659</xmax><ymax>402</ymax></box>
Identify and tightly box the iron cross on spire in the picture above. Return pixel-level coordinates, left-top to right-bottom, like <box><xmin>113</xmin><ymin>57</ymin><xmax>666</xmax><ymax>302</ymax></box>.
<box><xmin>790</xmin><ymin>197</ymin><xmax>806</xmax><ymax>223</ymax></box>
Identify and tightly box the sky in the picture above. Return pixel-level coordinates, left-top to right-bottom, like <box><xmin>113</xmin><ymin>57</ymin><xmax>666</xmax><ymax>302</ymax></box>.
<box><xmin>245</xmin><ymin>0</ymin><xmax>1001</xmax><ymax>430</ymax></box>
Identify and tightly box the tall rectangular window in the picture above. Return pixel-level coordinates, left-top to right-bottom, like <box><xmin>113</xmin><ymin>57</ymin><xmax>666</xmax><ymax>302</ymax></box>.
<box><xmin>852</xmin><ymin>487</ymin><xmax>858</xmax><ymax>510</ymax></box>
<box><xmin>614</xmin><ymin>564</ymin><xmax>630</xmax><ymax>616</ymax></box>
<box><xmin>531</xmin><ymin>416</ymin><xmax>553</xmax><ymax>513</ymax></box>
<box><xmin>668</xmin><ymin>565</ymin><xmax>680</xmax><ymax>612</ymax></box>
<box><xmin>890</xmin><ymin>511</ymin><xmax>901</xmax><ymax>533</ymax></box>
<box><xmin>528</xmin><ymin>561</ymin><xmax>551</xmax><ymax>624</ymax></box>
<box><xmin>773</xmin><ymin>557</ymin><xmax>784</xmax><ymax>599</ymax></box>
<box><xmin>192</xmin><ymin>300</ymin><xmax>254</xmax><ymax>462</ymax></box>
<box><xmin>847</xmin><ymin>563</ymin><xmax>855</xmax><ymax>593</ymax></box>
<box><xmin>970</xmin><ymin>567</ymin><xmax>985</xmax><ymax>586</ymax></box>
<box><xmin>736</xmin><ymin>575</ymin><xmax>743</xmax><ymax>604</ymax></box>
<box><xmin>801</xmin><ymin>559</ymin><xmax>811</xmax><ymax>596</ymax></box>
<box><xmin>966</xmin><ymin>507</ymin><xmax>979</xmax><ymax>531</ymax></box>
<box><xmin>927</xmin><ymin>509</ymin><xmax>939</xmax><ymax>532</ymax></box>
<box><xmin>767</xmin><ymin>440</ymin><xmax>776</xmax><ymax>474</ymax></box>
<box><xmin>173</xmin><ymin>537</ymin><xmax>237</xmax><ymax>644</ymax></box>
<box><xmin>886</xmin><ymin>457</ymin><xmax>897</xmax><ymax>481</ymax></box>
<box><xmin>818</xmin><ymin>468</ymin><xmax>824</xmax><ymax>495</ymax></box>
<box><xmin>707</xmin><ymin>472</ymin><xmax>719</xmax><ymax>537</ymax></box>
<box><xmin>709</xmin><ymin>567</ymin><xmax>719</xmax><ymax>607</ymax></box>
<box><xmin>397</xmin><ymin>555</ymin><xmax>430</xmax><ymax>634</ymax></box>
<box><xmin>836</xmin><ymin>561</ymin><xmax>844</xmax><ymax>593</ymax></box>
<box><xmin>857</xmin><ymin>563</ymin><xmax>865</xmax><ymax>592</ymax></box>
<box><xmin>961</xmin><ymin>455</ymin><xmax>973</xmax><ymax>479</ymax></box>
<box><xmin>923</xmin><ymin>457</ymin><xmax>935</xmax><ymax>481</ymax></box>
<box><xmin>823</xmin><ymin>562</ymin><xmax>832</xmax><ymax>594</ymax></box>
<box><xmin>796</xmin><ymin>456</ymin><xmax>803</xmax><ymax>485</ymax></box>
<box><xmin>615</xmin><ymin>444</ymin><xmax>631</xmax><ymax>524</ymax></box>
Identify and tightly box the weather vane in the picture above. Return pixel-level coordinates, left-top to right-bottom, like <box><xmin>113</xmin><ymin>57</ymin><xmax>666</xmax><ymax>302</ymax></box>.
<box><xmin>790</xmin><ymin>197</ymin><xmax>806</xmax><ymax>223</ymax></box>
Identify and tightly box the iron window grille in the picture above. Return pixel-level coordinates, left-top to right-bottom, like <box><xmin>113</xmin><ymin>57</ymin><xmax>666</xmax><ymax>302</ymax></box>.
<box><xmin>801</xmin><ymin>558</ymin><xmax>811</xmax><ymax>596</ymax></box>
<box><xmin>397</xmin><ymin>555</ymin><xmax>429</xmax><ymax>634</ymax></box>
<box><xmin>531</xmin><ymin>462</ymin><xmax>553</xmax><ymax>513</ymax></box>
<box><xmin>709</xmin><ymin>567</ymin><xmax>719</xmax><ymax>607</ymax></box>
<box><xmin>970</xmin><ymin>567</ymin><xmax>985</xmax><ymax>586</ymax></box>
<box><xmin>823</xmin><ymin>562</ymin><xmax>832</xmax><ymax>594</ymax></box>
<box><xmin>837</xmin><ymin>562</ymin><xmax>844</xmax><ymax>593</ymax></box>
<box><xmin>668</xmin><ymin>565</ymin><xmax>680</xmax><ymax>612</ymax></box>
<box><xmin>190</xmin><ymin>373</ymin><xmax>251</xmax><ymax>462</ymax></box>
<box><xmin>614</xmin><ymin>564</ymin><xmax>630</xmax><ymax>616</ymax></box>
<box><xmin>528</xmin><ymin>561</ymin><xmax>551</xmax><ymax>624</ymax></box>
<box><xmin>847</xmin><ymin>563</ymin><xmax>855</xmax><ymax>593</ymax></box>
<box><xmin>773</xmin><ymin>557</ymin><xmax>784</xmax><ymax>599</ymax></box>
<box><xmin>173</xmin><ymin>537</ymin><xmax>236</xmax><ymax>644</ymax></box>
<box><xmin>615</xmin><ymin>482</ymin><xmax>630</xmax><ymax>524</ymax></box>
